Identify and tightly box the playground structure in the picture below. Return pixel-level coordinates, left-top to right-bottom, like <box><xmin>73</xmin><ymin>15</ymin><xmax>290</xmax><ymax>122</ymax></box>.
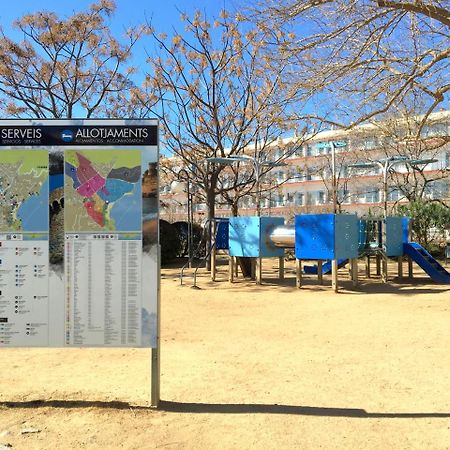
<box><xmin>180</xmin><ymin>213</ymin><xmax>450</xmax><ymax>289</ymax></box>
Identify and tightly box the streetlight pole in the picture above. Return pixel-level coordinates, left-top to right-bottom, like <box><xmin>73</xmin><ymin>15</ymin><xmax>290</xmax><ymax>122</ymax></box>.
<box><xmin>331</xmin><ymin>142</ymin><xmax>337</xmax><ymax>214</ymax></box>
<box><xmin>254</xmin><ymin>160</ymin><xmax>262</xmax><ymax>216</ymax></box>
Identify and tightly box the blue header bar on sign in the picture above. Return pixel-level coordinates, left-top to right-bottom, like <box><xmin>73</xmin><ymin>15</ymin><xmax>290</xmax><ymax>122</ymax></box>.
<box><xmin>0</xmin><ymin>124</ymin><xmax>158</xmax><ymax>146</ymax></box>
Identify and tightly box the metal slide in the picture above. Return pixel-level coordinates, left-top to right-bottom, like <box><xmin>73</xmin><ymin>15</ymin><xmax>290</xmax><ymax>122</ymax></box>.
<box><xmin>403</xmin><ymin>242</ymin><xmax>450</xmax><ymax>284</ymax></box>
<box><xmin>303</xmin><ymin>259</ymin><xmax>348</xmax><ymax>275</ymax></box>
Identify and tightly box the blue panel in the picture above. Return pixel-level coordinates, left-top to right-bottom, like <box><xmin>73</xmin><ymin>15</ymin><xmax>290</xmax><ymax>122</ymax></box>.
<box><xmin>229</xmin><ymin>217</ymin><xmax>260</xmax><ymax>257</ymax></box>
<box><xmin>259</xmin><ymin>216</ymin><xmax>285</xmax><ymax>257</ymax></box>
<box><xmin>215</xmin><ymin>219</ymin><xmax>229</xmax><ymax>250</ymax></box>
<box><xmin>384</xmin><ymin>216</ymin><xmax>404</xmax><ymax>256</ymax></box>
<box><xmin>402</xmin><ymin>217</ymin><xmax>410</xmax><ymax>243</ymax></box>
<box><xmin>295</xmin><ymin>214</ymin><xmax>335</xmax><ymax>260</ymax></box>
<box><xmin>335</xmin><ymin>215</ymin><xmax>359</xmax><ymax>259</ymax></box>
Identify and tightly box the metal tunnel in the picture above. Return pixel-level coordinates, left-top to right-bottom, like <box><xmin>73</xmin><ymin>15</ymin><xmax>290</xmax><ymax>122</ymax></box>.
<box><xmin>268</xmin><ymin>225</ymin><xmax>295</xmax><ymax>249</ymax></box>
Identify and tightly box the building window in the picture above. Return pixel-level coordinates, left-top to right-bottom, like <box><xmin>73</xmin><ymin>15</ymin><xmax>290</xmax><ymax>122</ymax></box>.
<box><xmin>317</xmin><ymin>191</ymin><xmax>326</xmax><ymax>204</ymax></box>
<box><xmin>424</xmin><ymin>181</ymin><xmax>448</xmax><ymax>200</ymax></box>
<box><xmin>295</xmin><ymin>192</ymin><xmax>304</xmax><ymax>206</ymax></box>
<box><xmin>363</xmin><ymin>137</ymin><xmax>378</xmax><ymax>149</ymax></box>
<box><xmin>274</xmin><ymin>170</ymin><xmax>285</xmax><ymax>183</ymax></box>
<box><xmin>292</xmin><ymin>167</ymin><xmax>304</xmax><ymax>182</ymax></box>
<box><xmin>286</xmin><ymin>193</ymin><xmax>295</xmax><ymax>204</ymax></box>
<box><xmin>355</xmin><ymin>190</ymin><xmax>366</xmax><ymax>203</ymax></box>
<box><xmin>274</xmin><ymin>194</ymin><xmax>284</xmax><ymax>207</ymax></box>
<box><xmin>351</xmin><ymin>136</ymin><xmax>378</xmax><ymax>150</ymax></box>
<box><xmin>365</xmin><ymin>189</ymin><xmax>380</xmax><ymax>203</ymax></box>
<box><xmin>316</xmin><ymin>142</ymin><xmax>331</xmax><ymax>155</ymax></box>
<box><xmin>241</xmin><ymin>197</ymin><xmax>254</xmax><ymax>208</ymax></box>
<box><xmin>333</xmin><ymin>140</ymin><xmax>348</xmax><ymax>152</ymax></box>
<box><xmin>339</xmin><ymin>165</ymin><xmax>349</xmax><ymax>178</ymax></box>
<box><xmin>337</xmin><ymin>188</ymin><xmax>350</xmax><ymax>204</ymax></box>
<box><xmin>269</xmin><ymin>193</ymin><xmax>283</xmax><ymax>207</ymax></box>
<box><xmin>293</xmin><ymin>146</ymin><xmax>304</xmax><ymax>158</ymax></box>
<box><xmin>388</xmin><ymin>189</ymin><xmax>402</xmax><ymax>202</ymax></box>
<box><xmin>422</xmin><ymin>123</ymin><xmax>449</xmax><ymax>137</ymax></box>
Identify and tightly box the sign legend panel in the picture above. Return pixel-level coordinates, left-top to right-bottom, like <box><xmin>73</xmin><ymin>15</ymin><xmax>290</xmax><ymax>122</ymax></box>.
<box><xmin>0</xmin><ymin>234</ymin><xmax>49</xmax><ymax>346</ymax></box>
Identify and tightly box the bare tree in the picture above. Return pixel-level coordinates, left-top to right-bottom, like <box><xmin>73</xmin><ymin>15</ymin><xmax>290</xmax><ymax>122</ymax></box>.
<box><xmin>366</xmin><ymin>108</ymin><xmax>449</xmax><ymax>205</ymax></box>
<box><xmin>142</xmin><ymin>10</ymin><xmax>306</xmax><ymax>225</ymax></box>
<box><xmin>216</xmin><ymin>137</ymin><xmax>307</xmax><ymax>216</ymax></box>
<box><xmin>0</xmin><ymin>0</ymin><xmax>146</xmax><ymax>118</ymax></box>
<box><xmin>251</xmin><ymin>1</ymin><xmax>450</xmax><ymax>133</ymax></box>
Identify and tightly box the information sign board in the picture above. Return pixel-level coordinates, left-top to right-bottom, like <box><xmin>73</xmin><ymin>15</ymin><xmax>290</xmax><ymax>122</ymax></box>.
<box><xmin>0</xmin><ymin>119</ymin><xmax>159</xmax><ymax>348</ymax></box>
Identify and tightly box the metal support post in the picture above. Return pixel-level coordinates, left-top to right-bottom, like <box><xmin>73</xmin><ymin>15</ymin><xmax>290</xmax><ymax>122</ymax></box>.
<box><xmin>408</xmin><ymin>256</ymin><xmax>413</xmax><ymax>278</ymax></box>
<box><xmin>251</xmin><ymin>258</ymin><xmax>256</xmax><ymax>280</ymax></box>
<box><xmin>296</xmin><ymin>259</ymin><xmax>302</xmax><ymax>289</ymax></box>
<box><xmin>351</xmin><ymin>258</ymin><xmax>358</xmax><ymax>286</ymax></box>
<box><xmin>211</xmin><ymin>221</ymin><xmax>217</xmax><ymax>281</ymax></box>
<box><xmin>398</xmin><ymin>256</ymin><xmax>403</xmax><ymax>279</ymax></box>
<box><xmin>229</xmin><ymin>255</ymin><xmax>234</xmax><ymax>283</ymax></box>
<box><xmin>366</xmin><ymin>256</ymin><xmax>370</xmax><ymax>278</ymax></box>
<box><xmin>376</xmin><ymin>254</ymin><xmax>381</xmax><ymax>276</ymax></box>
<box><xmin>256</xmin><ymin>257</ymin><xmax>262</xmax><ymax>285</ymax></box>
<box><xmin>382</xmin><ymin>255</ymin><xmax>388</xmax><ymax>283</ymax></box>
<box><xmin>279</xmin><ymin>256</ymin><xmax>284</xmax><ymax>280</ymax></box>
<box><xmin>151</xmin><ymin>244</ymin><xmax>162</xmax><ymax>408</ymax></box>
<box><xmin>331</xmin><ymin>259</ymin><xmax>338</xmax><ymax>292</ymax></box>
<box><xmin>151</xmin><ymin>347</ymin><xmax>160</xmax><ymax>408</ymax></box>
<box><xmin>317</xmin><ymin>260</ymin><xmax>323</xmax><ymax>285</ymax></box>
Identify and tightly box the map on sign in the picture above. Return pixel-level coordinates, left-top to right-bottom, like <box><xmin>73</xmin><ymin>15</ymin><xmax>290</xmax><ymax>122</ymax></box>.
<box><xmin>64</xmin><ymin>150</ymin><xmax>142</xmax><ymax>232</ymax></box>
<box><xmin>0</xmin><ymin>150</ymin><xmax>49</xmax><ymax>233</ymax></box>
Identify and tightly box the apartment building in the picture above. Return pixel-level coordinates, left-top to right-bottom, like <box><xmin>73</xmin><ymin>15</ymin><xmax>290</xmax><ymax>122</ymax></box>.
<box><xmin>160</xmin><ymin>110</ymin><xmax>450</xmax><ymax>222</ymax></box>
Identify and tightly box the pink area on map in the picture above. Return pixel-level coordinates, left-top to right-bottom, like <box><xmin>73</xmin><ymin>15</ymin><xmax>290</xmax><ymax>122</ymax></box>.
<box><xmin>76</xmin><ymin>152</ymin><xmax>99</xmax><ymax>184</ymax></box>
<box><xmin>76</xmin><ymin>174</ymin><xmax>106</xmax><ymax>198</ymax></box>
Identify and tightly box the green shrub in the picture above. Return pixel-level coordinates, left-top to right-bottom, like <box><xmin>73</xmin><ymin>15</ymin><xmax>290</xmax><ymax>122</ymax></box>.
<box><xmin>396</xmin><ymin>200</ymin><xmax>450</xmax><ymax>251</ymax></box>
<box><xmin>160</xmin><ymin>220</ymin><xmax>182</xmax><ymax>264</ymax></box>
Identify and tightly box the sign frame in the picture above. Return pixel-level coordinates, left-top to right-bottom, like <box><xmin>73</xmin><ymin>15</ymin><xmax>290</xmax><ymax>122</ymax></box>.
<box><xmin>0</xmin><ymin>118</ymin><xmax>160</xmax><ymax>407</ymax></box>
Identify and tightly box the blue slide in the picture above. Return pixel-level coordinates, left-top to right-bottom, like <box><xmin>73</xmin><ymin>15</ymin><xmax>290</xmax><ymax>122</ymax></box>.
<box><xmin>403</xmin><ymin>242</ymin><xmax>450</xmax><ymax>284</ymax></box>
<box><xmin>303</xmin><ymin>259</ymin><xmax>348</xmax><ymax>275</ymax></box>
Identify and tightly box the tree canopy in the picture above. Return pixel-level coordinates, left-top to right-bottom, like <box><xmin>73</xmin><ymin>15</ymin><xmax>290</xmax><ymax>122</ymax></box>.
<box><xmin>143</xmin><ymin>10</ymin><xmax>303</xmax><ymax>220</ymax></box>
<box><xmin>253</xmin><ymin>0</ymin><xmax>450</xmax><ymax>131</ymax></box>
<box><xmin>0</xmin><ymin>0</ymin><xmax>145</xmax><ymax>118</ymax></box>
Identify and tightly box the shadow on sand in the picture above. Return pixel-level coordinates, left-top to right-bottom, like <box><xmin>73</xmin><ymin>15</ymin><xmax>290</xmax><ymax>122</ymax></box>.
<box><xmin>2</xmin><ymin>399</ymin><xmax>450</xmax><ymax>419</ymax></box>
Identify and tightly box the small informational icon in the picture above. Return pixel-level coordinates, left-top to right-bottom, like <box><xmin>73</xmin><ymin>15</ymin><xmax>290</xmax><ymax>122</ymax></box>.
<box><xmin>61</xmin><ymin>129</ymin><xmax>74</xmax><ymax>142</ymax></box>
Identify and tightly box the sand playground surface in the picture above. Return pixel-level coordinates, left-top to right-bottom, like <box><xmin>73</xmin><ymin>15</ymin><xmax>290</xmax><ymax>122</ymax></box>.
<box><xmin>1</xmin><ymin>259</ymin><xmax>450</xmax><ymax>449</ymax></box>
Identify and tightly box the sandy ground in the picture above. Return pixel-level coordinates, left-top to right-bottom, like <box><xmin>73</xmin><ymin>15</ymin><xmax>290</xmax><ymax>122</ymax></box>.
<box><xmin>1</xmin><ymin>259</ymin><xmax>450</xmax><ymax>450</ymax></box>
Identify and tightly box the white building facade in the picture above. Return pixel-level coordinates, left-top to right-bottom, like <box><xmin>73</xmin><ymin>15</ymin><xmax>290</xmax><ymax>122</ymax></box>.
<box><xmin>161</xmin><ymin>111</ymin><xmax>450</xmax><ymax>221</ymax></box>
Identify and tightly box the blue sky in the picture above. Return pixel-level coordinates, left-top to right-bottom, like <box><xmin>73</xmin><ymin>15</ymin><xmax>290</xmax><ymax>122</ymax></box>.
<box><xmin>0</xmin><ymin>0</ymin><xmax>235</xmax><ymax>36</ymax></box>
